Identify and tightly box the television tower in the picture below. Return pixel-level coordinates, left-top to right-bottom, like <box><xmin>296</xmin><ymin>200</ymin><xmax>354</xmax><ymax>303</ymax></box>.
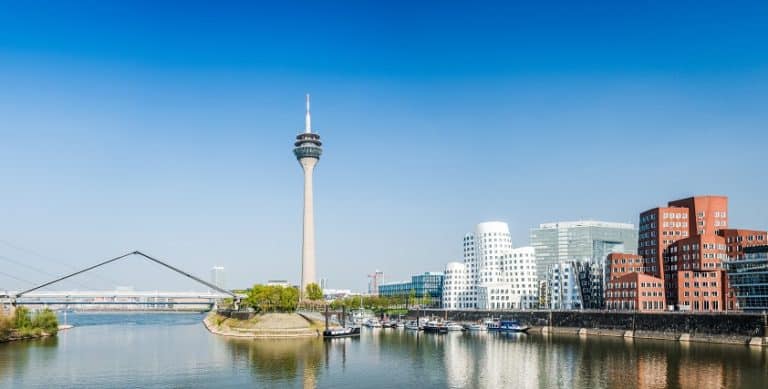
<box><xmin>293</xmin><ymin>94</ymin><xmax>323</xmax><ymax>296</ymax></box>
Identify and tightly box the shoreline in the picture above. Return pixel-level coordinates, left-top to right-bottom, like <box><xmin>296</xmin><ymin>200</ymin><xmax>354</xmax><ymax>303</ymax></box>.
<box><xmin>519</xmin><ymin>326</ymin><xmax>767</xmax><ymax>347</ymax></box>
<box><xmin>0</xmin><ymin>332</ymin><xmax>54</xmax><ymax>344</ymax></box>
<box><xmin>203</xmin><ymin>312</ymin><xmax>321</xmax><ymax>338</ymax></box>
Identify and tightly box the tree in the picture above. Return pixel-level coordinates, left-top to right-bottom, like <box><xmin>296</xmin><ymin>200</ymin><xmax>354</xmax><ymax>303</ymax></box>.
<box><xmin>305</xmin><ymin>283</ymin><xmax>323</xmax><ymax>301</ymax></box>
<box><xmin>31</xmin><ymin>309</ymin><xmax>58</xmax><ymax>335</ymax></box>
<box><xmin>13</xmin><ymin>306</ymin><xmax>32</xmax><ymax>329</ymax></box>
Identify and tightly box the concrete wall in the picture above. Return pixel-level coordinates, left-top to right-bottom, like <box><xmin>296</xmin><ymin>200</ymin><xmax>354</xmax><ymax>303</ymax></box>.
<box><xmin>410</xmin><ymin>309</ymin><xmax>768</xmax><ymax>337</ymax></box>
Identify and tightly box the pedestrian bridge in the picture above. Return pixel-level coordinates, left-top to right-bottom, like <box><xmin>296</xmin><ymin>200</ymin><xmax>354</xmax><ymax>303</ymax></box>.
<box><xmin>0</xmin><ymin>251</ymin><xmax>244</xmax><ymax>310</ymax></box>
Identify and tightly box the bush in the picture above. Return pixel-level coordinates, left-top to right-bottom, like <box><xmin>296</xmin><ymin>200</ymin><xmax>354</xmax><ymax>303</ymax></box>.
<box><xmin>13</xmin><ymin>306</ymin><xmax>32</xmax><ymax>329</ymax></box>
<box><xmin>31</xmin><ymin>309</ymin><xmax>58</xmax><ymax>335</ymax></box>
<box><xmin>0</xmin><ymin>313</ymin><xmax>12</xmax><ymax>340</ymax></box>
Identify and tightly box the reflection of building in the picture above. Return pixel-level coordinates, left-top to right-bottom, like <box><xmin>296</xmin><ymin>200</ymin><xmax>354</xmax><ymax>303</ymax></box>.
<box><xmin>378</xmin><ymin>272</ymin><xmax>444</xmax><ymax>305</ymax></box>
<box><xmin>210</xmin><ymin>266</ymin><xmax>225</xmax><ymax>289</ymax></box>
<box><xmin>368</xmin><ymin>270</ymin><xmax>383</xmax><ymax>295</ymax></box>
<box><xmin>532</xmin><ymin>220</ymin><xmax>637</xmax><ymax>308</ymax></box>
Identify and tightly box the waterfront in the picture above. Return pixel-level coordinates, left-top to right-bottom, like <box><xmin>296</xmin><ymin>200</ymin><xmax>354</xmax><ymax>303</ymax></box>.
<box><xmin>0</xmin><ymin>313</ymin><xmax>766</xmax><ymax>388</ymax></box>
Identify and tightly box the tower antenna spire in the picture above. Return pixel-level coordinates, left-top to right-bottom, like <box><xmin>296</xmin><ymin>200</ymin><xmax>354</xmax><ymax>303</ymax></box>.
<box><xmin>305</xmin><ymin>93</ymin><xmax>312</xmax><ymax>134</ymax></box>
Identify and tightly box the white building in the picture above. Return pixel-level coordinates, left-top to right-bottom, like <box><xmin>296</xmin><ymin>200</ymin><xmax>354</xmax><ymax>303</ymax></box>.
<box><xmin>210</xmin><ymin>266</ymin><xmax>225</xmax><ymax>289</ymax></box>
<box><xmin>547</xmin><ymin>261</ymin><xmax>583</xmax><ymax>310</ymax></box>
<box><xmin>443</xmin><ymin>221</ymin><xmax>538</xmax><ymax>310</ymax></box>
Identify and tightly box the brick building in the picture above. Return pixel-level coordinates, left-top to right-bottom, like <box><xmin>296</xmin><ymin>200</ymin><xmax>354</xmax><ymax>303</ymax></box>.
<box><xmin>605</xmin><ymin>272</ymin><xmax>665</xmax><ymax>311</ymax></box>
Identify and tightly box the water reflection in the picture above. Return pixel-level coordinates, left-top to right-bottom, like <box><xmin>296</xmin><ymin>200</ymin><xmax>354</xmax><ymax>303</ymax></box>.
<box><xmin>225</xmin><ymin>337</ymin><xmax>324</xmax><ymax>388</ymax></box>
<box><xmin>0</xmin><ymin>314</ymin><xmax>766</xmax><ymax>388</ymax></box>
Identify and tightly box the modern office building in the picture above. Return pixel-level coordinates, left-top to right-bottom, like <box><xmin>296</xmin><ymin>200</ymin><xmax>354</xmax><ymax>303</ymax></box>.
<box><xmin>210</xmin><ymin>266</ymin><xmax>225</xmax><ymax>290</ymax></box>
<box><xmin>546</xmin><ymin>262</ymin><xmax>583</xmax><ymax>310</ymax></box>
<box><xmin>443</xmin><ymin>221</ymin><xmax>537</xmax><ymax>310</ymax></box>
<box><xmin>531</xmin><ymin>221</ymin><xmax>638</xmax><ymax>280</ymax></box>
<box><xmin>532</xmin><ymin>220</ymin><xmax>637</xmax><ymax>308</ymax></box>
<box><xmin>293</xmin><ymin>94</ymin><xmax>323</xmax><ymax>296</ymax></box>
<box><xmin>726</xmin><ymin>245</ymin><xmax>768</xmax><ymax>312</ymax></box>
<box><xmin>378</xmin><ymin>272</ymin><xmax>444</xmax><ymax>306</ymax></box>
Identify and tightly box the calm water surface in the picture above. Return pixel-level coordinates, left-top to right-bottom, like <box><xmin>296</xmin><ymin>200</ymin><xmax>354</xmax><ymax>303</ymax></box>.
<box><xmin>0</xmin><ymin>313</ymin><xmax>767</xmax><ymax>388</ymax></box>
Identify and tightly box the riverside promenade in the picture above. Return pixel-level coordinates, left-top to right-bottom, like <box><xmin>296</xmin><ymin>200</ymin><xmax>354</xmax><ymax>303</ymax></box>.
<box><xmin>411</xmin><ymin>309</ymin><xmax>768</xmax><ymax>347</ymax></box>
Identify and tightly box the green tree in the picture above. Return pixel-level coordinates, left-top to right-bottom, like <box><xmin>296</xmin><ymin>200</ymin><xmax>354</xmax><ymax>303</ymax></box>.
<box><xmin>13</xmin><ymin>306</ymin><xmax>32</xmax><ymax>329</ymax></box>
<box><xmin>31</xmin><ymin>309</ymin><xmax>58</xmax><ymax>335</ymax></box>
<box><xmin>305</xmin><ymin>283</ymin><xmax>323</xmax><ymax>301</ymax></box>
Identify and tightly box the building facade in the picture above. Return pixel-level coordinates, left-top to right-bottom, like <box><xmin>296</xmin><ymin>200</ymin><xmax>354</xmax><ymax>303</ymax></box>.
<box><xmin>532</xmin><ymin>220</ymin><xmax>638</xmax><ymax>309</ymax></box>
<box><xmin>368</xmin><ymin>270</ymin><xmax>384</xmax><ymax>296</ymax></box>
<box><xmin>443</xmin><ymin>221</ymin><xmax>537</xmax><ymax>310</ymax></box>
<box><xmin>210</xmin><ymin>266</ymin><xmax>225</xmax><ymax>290</ymax></box>
<box><xmin>378</xmin><ymin>272</ymin><xmax>444</xmax><ymax>306</ymax></box>
<box><xmin>726</xmin><ymin>245</ymin><xmax>768</xmax><ymax>311</ymax></box>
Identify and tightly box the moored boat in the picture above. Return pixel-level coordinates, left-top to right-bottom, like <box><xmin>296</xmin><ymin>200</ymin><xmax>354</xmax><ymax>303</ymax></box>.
<box><xmin>423</xmin><ymin>321</ymin><xmax>448</xmax><ymax>334</ymax></box>
<box><xmin>323</xmin><ymin>326</ymin><xmax>361</xmax><ymax>338</ymax></box>
<box><xmin>404</xmin><ymin>320</ymin><xmax>421</xmax><ymax>331</ymax></box>
<box><xmin>446</xmin><ymin>322</ymin><xmax>464</xmax><ymax>332</ymax></box>
<box><xmin>487</xmin><ymin>320</ymin><xmax>530</xmax><ymax>333</ymax></box>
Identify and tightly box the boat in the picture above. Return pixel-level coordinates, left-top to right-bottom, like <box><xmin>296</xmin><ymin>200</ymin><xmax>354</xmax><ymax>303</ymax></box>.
<box><xmin>323</xmin><ymin>326</ymin><xmax>361</xmax><ymax>338</ymax></box>
<box><xmin>363</xmin><ymin>318</ymin><xmax>382</xmax><ymax>328</ymax></box>
<box><xmin>467</xmin><ymin>323</ymin><xmax>484</xmax><ymax>331</ymax></box>
<box><xmin>396</xmin><ymin>321</ymin><xmax>405</xmax><ymax>328</ymax></box>
<box><xmin>422</xmin><ymin>321</ymin><xmax>448</xmax><ymax>334</ymax></box>
<box><xmin>446</xmin><ymin>322</ymin><xmax>464</xmax><ymax>332</ymax></box>
<box><xmin>487</xmin><ymin>320</ymin><xmax>530</xmax><ymax>333</ymax></box>
<box><xmin>381</xmin><ymin>321</ymin><xmax>398</xmax><ymax>329</ymax></box>
<box><xmin>404</xmin><ymin>320</ymin><xmax>421</xmax><ymax>331</ymax></box>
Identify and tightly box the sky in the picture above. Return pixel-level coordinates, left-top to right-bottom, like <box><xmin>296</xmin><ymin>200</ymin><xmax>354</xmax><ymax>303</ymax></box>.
<box><xmin>0</xmin><ymin>1</ymin><xmax>766</xmax><ymax>292</ymax></box>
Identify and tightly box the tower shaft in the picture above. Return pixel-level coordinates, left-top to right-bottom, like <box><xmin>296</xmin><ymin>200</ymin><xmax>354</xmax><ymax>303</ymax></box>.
<box><xmin>300</xmin><ymin>157</ymin><xmax>317</xmax><ymax>293</ymax></box>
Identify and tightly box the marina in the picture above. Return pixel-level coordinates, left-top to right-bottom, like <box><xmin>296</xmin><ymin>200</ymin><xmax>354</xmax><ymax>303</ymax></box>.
<box><xmin>2</xmin><ymin>313</ymin><xmax>767</xmax><ymax>388</ymax></box>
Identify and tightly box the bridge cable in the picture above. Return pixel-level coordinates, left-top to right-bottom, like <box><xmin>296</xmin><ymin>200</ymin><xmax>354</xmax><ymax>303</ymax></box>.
<box><xmin>15</xmin><ymin>252</ymin><xmax>136</xmax><ymax>298</ymax></box>
<box><xmin>0</xmin><ymin>239</ymin><xmax>122</xmax><ymax>287</ymax></box>
<box><xmin>133</xmin><ymin>251</ymin><xmax>236</xmax><ymax>298</ymax></box>
<box><xmin>0</xmin><ymin>255</ymin><xmax>94</xmax><ymax>291</ymax></box>
<box><xmin>14</xmin><ymin>251</ymin><xmax>237</xmax><ymax>300</ymax></box>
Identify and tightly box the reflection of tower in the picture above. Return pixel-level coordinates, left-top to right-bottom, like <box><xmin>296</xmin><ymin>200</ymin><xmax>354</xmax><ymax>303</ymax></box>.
<box><xmin>294</xmin><ymin>94</ymin><xmax>323</xmax><ymax>295</ymax></box>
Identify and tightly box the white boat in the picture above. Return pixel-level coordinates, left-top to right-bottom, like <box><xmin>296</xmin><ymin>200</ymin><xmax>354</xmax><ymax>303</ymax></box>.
<box><xmin>446</xmin><ymin>322</ymin><xmax>464</xmax><ymax>332</ymax></box>
<box><xmin>364</xmin><ymin>318</ymin><xmax>382</xmax><ymax>328</ymax></box>
<box><xmin>404</xmin><ymin>320</ymin><xmax>421</xmax><ymax>331</ymax></box>
<box><xmin>467</xmin><ymin>323</ymin><xmax>486</xmax><ymax>331</ymax></box>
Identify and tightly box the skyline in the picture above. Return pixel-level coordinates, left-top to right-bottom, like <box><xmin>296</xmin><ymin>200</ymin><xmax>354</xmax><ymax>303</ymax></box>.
<box><xmin>1</xmin><ymin>1</ymin><xmax>767</xmax><ymax>291</ymax></box>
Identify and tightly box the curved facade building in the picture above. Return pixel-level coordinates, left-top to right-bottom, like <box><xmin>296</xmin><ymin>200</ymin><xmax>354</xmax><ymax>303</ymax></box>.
<box><xmin>444</xmin><ymin>221</ymin><xmax>538</xmax><ymax>310</ymax></box>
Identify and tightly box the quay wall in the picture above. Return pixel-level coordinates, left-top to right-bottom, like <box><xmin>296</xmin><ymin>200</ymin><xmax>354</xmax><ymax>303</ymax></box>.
<box><xmin>409</xmin><ymin>310</ymin><xmax>768</xmax><ymax>339</ymax></box>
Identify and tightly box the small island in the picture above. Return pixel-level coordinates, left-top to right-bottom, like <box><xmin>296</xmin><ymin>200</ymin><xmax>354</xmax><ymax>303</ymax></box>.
<box><xmin>0</xmin><ymin>307</ymin><xmax>59</xmax><ymax>343</ymax></box>
<box><xmin>204</xmin><ymin>283</ymin><xmax>327</xmax><ymax>338</ymax></box>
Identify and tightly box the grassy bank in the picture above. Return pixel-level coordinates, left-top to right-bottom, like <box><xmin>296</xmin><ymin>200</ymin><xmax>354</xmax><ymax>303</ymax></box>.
<box><xmin>205</xmin><ymin>312</ymin><xmax>323</xmax><ymax>338</ymax></box>
<box><xmin>0</xmin><ymin>307</ymin><xmax>59</xmax><ymax>343</ymax></box>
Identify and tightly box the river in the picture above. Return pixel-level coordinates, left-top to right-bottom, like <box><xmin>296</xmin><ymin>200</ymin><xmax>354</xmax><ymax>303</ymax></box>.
<box><xmin>0</xmin><ymin>312</ymin><xmax>766</xmax><ymax>388</ymax></box>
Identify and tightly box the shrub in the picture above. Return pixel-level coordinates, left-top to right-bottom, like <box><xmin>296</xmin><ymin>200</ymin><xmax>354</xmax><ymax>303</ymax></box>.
<box><xmin>13</xmin><ymin>306</ymin><xmax>32</xmax><ymax>330</ymax></box>
<box><xmin>31</xmin><ymin>309</ymin><xmax>58</xmax><ymax>335</ymax></box>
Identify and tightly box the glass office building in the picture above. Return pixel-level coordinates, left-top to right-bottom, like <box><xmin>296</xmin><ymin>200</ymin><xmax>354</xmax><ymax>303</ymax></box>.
<box><xmin>726</xmin><ymin>245</ymin><xmax>768</xmax><ymax>312</ymax></box>
<box><xmin>532</xmin><ymin>220</ymin><xmax>638</xmax><ymax>309</ymax></box>
<box><xmin>531</xmin><ymin>221</ymin><xmax>639</xmax><ymax>280</ymax></box>
<box><xmin>378</xmin><ymin>272</ymin><xmax>444</xmax><ymax>305</ymax></box>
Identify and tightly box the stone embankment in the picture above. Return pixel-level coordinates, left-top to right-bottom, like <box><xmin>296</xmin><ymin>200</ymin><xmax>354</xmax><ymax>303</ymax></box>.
<box><xmin>204</xmin><ymin>312</ymin><xmax>323</xmax><ymax>338</ymax></box>
<box><xmin>410</xmin><ymin>309</ymin><xmax>768</xmax><ymax>347</ymax></box>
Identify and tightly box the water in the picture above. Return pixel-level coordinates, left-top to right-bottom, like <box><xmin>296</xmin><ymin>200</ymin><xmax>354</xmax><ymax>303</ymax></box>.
<box><xmin>1</xmin><ymin>313</ymin><xmax>767</xmax><ymax>388</ymax></box>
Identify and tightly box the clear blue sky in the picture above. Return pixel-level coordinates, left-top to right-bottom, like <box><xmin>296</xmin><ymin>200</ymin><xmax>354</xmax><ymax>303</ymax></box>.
<box><xmin>0</xmin><ymin>1</ymin><xmax>766</xmax><ymax>292</ymax></box>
